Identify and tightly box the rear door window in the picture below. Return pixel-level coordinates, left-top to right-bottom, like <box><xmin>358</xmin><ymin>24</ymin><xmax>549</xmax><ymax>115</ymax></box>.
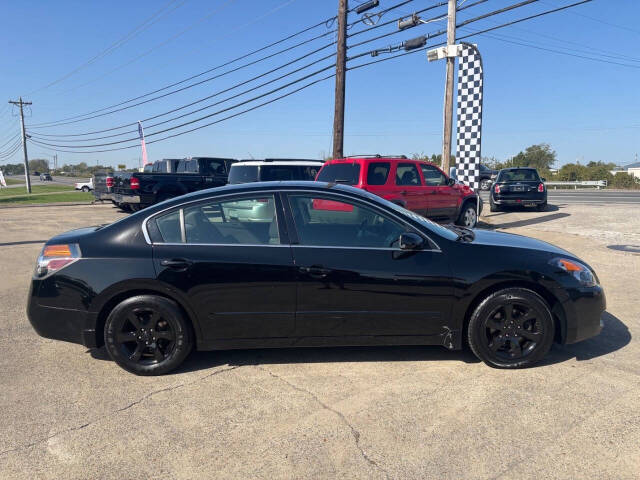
<box><xmin>316</xmin><ymin>163</ymin><xmax>361</xmax><ymax>185</ymax></box>
<box><xmin>367</xmin><ymin>162</ymin><xmax>391</xmax><ymax>185</ymax></box>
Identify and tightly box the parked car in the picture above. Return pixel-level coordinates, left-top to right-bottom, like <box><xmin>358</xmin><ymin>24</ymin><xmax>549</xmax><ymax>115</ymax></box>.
<box><xmin>92</xmin><ymin>171</ymin><xmax>113</xmax><ymax>202</ymax></box>
<box><xmin>39</xmin><ymin>173</ymin><xmax>52</xmax><ymax>181</ymax></box>
<box><xmin>33</xmin><ymin>171</ymin><xmax>40</xmax><ymax>177</ymax></box>
<box><xmin>112</xmin><ymin>157</ymin><xmax>236</xmax><ymax>211</ymax></box>
<box><xmin>27</xmin><ymin>181</ymin><xmax>605</xmax><ymax>375</ymax></box>
<box><xmin>228</xmin><ymin>159</ymin><xmax>324</xmax><ymax>184</ymax></box>
<box><xmin>316</xmin><ymin>155</ymin><xmax>481</xmax><ymax>228</ymax></box>
<box><xmin>479</xmin><ymin>164</ymin><xmax>498</xmax><ymax>190</ymax></box>
<box><xmin>74</xmin><ymin>178</ymin><xmax>93</xmax><ymax>192</ymax></box>
<box><xmin>490</xmin><ymin>167</ymin><xmax>547</xmax><ymax>212</ymax></box>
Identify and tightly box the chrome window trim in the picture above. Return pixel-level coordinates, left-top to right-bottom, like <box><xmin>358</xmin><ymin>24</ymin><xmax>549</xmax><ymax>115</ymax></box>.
<box><xmin>142</xmin><ymin>188</ymin><xmax>442</xmax><ymax>251</ymax></box>
<box><xmin>179</xmin><ymin>208</ymin><xmax>186</xmax><ymax>243</ymax></box>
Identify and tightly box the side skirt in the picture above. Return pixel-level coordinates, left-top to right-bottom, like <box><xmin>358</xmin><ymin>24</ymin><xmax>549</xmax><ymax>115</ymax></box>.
<box><xmin>196</xmin><ymin>331</ymin><xmax>461</xmax><ymax>351</ymax></box>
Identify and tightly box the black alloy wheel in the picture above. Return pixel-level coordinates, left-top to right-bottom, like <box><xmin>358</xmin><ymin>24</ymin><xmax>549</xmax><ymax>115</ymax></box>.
<box><xmin>468</xmin><ymin>288</ymin><xmax>554</xmax><ymax>368</ymax></box>
<box><xmin>104</xmin><ymin>295</ymin><xmax>193</xmax><ymax>375</ymax></box>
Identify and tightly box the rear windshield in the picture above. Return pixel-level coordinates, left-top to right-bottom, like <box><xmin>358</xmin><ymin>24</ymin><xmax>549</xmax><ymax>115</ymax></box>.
<box><xmin>497</xmin><ymin>169</ymin><xmax>540</xmax><ymax>182</ymax></box>
<box><xmin>200</xmin><ymin>159</ymin><xmax>227</xmax><ymax>176</ymax></box>
<box><xmin>317</xmin><ymin>163</ymin><xmax>361</xmax><ymax>185</ymax></box>
<box><xmin>228</xmin><ymin>164</ymin><xmax>322</xmax><ymax>184</ymax></box>
<box><xmin>228</xmin><ymin>165</ymin><xmax>259</xmax><ymax>184</ymax></box>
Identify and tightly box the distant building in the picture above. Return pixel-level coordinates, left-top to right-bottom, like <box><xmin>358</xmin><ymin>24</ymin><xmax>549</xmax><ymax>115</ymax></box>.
<box><xmin>610</xmin><ymin>161</ymin><xmax>640</xmax><ymax>178</ymax></box>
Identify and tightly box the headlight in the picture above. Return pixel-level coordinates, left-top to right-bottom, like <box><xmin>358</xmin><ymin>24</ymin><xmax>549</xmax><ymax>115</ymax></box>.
<box><xmin>550</xmin><ymin>258</ymin><xmax>597</xmax><ymax>287</ymax></box>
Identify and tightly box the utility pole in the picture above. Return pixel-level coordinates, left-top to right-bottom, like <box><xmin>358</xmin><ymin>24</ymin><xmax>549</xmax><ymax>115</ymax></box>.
<box><xmin>441</xmin><ymin>0</ymin><xmax>457</xmax><ymax>175</ymax></box>
<box><xmin>332</xmin><ymin>0</ymin><xmax>348</xmax><ymax>159</ymax></box>
<box><xmin>8</xmin><ymin>97</ymin><xmax>32</xmax><ymax>193</ymax></box>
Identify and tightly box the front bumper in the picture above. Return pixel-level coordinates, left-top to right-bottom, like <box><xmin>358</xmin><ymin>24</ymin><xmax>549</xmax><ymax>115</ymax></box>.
<box><xmin>558</xmin><ymin>284</ymin><xmax>606</xmax><ymax>344</ymax></box>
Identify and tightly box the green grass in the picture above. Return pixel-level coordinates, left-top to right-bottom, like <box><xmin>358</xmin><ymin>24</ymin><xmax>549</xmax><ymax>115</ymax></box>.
<box><xmin>0</xmin><ymin>184</ymin><xmax>79</xmax><ymax>197</ymax></box>
<box><xmin>0</xmin><ymin>184</ymin><xmax>93</xmax><ymax>205</ymax></box>
<box><xmin>3</xmin><ymin>178</ymin><xmax>24</xmax><ymax>185</ymax></box>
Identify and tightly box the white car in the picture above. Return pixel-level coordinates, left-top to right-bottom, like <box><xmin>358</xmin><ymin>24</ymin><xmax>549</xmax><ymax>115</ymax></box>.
<box><xmin>74</xmin><ymin>178</ymin><xmax>93</xmax><ymax>192</ymax></box>
<box><xmin>228</xmin><ymin>159</ymin><xmax>325</xmax><ymax>184</ymax></box>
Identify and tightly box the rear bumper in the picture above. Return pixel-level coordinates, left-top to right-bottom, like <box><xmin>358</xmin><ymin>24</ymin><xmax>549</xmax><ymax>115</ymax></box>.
<box><xmin>27</xmin><ymin>284</ymin><xmax>97</xmax><ymax>347</ymax></box>
<box><xmin>94</xmin><ymin>192</ymin><xmax>113</xmax><ymax>201</ymax></box>
<box><xmin>559</xmin><ymin>285</ymin><xmax>606</xmax><ymax>344</ymax></box>
<box><xmin>113</xmin><ymin>193</ymin><xmax>141</xmax><ymax>204</ymax></box>
<box><xmin>492</xmin><ymin>195</ymin><xmax>546</xmax><ymax>205</ymax></box>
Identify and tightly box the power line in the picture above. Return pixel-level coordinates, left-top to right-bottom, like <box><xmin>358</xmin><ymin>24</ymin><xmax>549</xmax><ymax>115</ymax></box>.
<box><xmin>539</xmin><ymin>0</ymin><xmax>640</xmax><ymax>36</ymax></box>
<box><xmin>27</xmin><ymin>0</ymin><xmax>592</xmax><ymax>154</ymax></box>
<box><xmin>29</xmin><ymin>2</ymin><xmax>441</xmax><ymax>140</ymax></box>
<box><xmin>28</xmin><ymin>0</ymin><xmax>188</xmax><ymax>96</ymax></box>
<box><xmin>28</xmin><ymin>0</ymin><xmax>417</xmax><ymax>129</ymax></box>
<box><xmin>27</xmin><ymin>0</ymin><xmax>342</xmax><ymax>128</ymax></box>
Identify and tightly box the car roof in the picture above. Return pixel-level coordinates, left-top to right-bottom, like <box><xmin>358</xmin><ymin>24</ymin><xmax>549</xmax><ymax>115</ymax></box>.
<box><xmin>233</xmin><ymin>160</ymin><xmax>324</xmax><ymax>166</ymax></box>
<box><xmin>144</xmin><ymin>181</ymin><xmax>379</xmax><ymax>213</ymax></box>
<box><xmin>500</xmin><ymin>167</ymin><xmax>538</xmax><ymax>171</ymax></box>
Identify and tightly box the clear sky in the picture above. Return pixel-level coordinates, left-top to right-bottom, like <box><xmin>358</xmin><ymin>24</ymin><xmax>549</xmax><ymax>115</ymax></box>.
<box><xmin>1</xmin><ymin>0</ymin><xmax>638</xmax><ymax>169</ymax></box>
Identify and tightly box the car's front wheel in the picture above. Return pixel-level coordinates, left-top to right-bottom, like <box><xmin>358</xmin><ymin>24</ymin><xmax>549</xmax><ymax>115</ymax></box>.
<box><xmin>467</xmin><ymin>288</ymin><xmax>554</xmax><ymax>368</ymax></box>
<box><xmin>104</xmin><ymin>295</ymin><xmax>193</xmax><ymax>375</ymax></box>
<box><xmin>456</xmin><ymin>202</ymin><xmax>477</xmax><ymax>228</ymax></box>
<box><xmin>81</xmin><ymin>186</ymin><xmax>90</xmax><ymax>192</ymax></box>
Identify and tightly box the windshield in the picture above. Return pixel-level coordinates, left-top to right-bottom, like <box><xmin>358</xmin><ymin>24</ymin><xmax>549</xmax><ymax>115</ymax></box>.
<box><xmin>497</xmin><ymin>169</ymin><xmax>540</xmax><ymax>182</ymax></box>
<box><xmin>317</xmin><ymin>163</ymin><xmax>361</xmax><ymax>185</ymax></box>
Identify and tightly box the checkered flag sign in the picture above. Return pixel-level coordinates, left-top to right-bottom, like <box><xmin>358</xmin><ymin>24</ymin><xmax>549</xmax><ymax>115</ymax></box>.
<box><xmin>456</xmin><ymin>42</ymin><xmax>483</xmax><ymax>190</ymax></box>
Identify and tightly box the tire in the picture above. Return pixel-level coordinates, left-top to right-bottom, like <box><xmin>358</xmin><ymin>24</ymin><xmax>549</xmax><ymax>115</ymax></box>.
<box><xmin>489</xmin><ymin>200</ymin><xmax>500</xmax><ymax>213</ymax></box>
<box><xmin>456</xmin><ymin>202</ymin><xmax>477</xmax><ymax>228</ymax></box>
<box><xmin>480</xmin><ymin>179</ymin><xmax>491</xmax><ymax>191</ymax></box>
<box><xmin>81</xmin><ymin>186</ymin><xmax>90</xmax><ymax>192</ymax></box>
<box><xmin>467</xmin><ymin>288</ymin><xmax>554</xmax><ymax>369</ymax></box>
<box><xmin>104</xmin><ymin>295</ymin><xmax>193</xmax><ymax>375</ymax></box>
<box><xmin>536</xmin><ymin>202</ymin><xmax>547</xmax><ymax>212</ymax></box>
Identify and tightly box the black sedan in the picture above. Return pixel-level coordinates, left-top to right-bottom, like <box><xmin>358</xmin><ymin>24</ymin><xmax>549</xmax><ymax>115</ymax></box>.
<box><xmin>490</xmin><ymin>167</ymin><xmax>547</xmax><ymax>212</ymax></box>
<box><xmin>28</xmin><ymin>182</ymin><xmax>604</xmax><ymax>375</ymax></box>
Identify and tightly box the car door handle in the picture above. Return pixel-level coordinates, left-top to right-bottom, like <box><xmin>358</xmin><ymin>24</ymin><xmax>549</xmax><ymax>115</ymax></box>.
<box><xmin>160</xmin><ymin>258</ymin><xmax>192</xmax><ymax>270</ymax></box>
<box><xmin>299</xmin><ymin>266</ymin><xmax>331</xmax><ymax>278</ymax></box>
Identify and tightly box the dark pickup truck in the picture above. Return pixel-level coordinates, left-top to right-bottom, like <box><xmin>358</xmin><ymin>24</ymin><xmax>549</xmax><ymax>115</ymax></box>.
<box><xmin>112</xmin><ymin>157</ymin><xmax>236</xmax><ymax>211</ymax></box>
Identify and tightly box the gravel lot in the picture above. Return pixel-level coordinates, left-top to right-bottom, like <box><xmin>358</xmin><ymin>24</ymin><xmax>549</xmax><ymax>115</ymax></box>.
<box><xmin>0</xmin><ymin>201</ymin><xmax>638</xmax><ymax>479</ymax></box>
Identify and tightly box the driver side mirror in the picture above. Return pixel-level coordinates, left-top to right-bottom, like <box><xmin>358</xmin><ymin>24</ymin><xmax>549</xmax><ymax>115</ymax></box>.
<box><xmin>399</xmin><ymin>232</ymin><xmax>424</xmax><ymax>250</ymax></box>
<box><xmin>447</xmin><ymin>177</ymin><xmax>456</xmax><ymax>186</ymax></box>
<box><xmin>541</xmin><ymin>177</ymin><xmax>547</xmax><ymax>182</ymax></box>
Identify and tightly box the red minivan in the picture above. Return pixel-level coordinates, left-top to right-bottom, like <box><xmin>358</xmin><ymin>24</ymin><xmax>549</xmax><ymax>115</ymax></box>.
<box><xmin>316</xmin><ymin>155</ymin><xmax>481</xmax><ymax>227</ymax></box>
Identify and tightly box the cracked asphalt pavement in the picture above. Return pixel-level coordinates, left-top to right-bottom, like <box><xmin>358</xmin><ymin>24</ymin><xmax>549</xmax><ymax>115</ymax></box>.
<box><xmin>1</xmin><ymin>201</ymin><xmax>638</xmax><ymax>479</ymax></box>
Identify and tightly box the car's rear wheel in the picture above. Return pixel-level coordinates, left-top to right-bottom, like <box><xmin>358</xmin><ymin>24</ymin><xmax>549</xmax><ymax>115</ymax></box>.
<box><xmin>456</xmin><ymin>202</ymin><xmax>477</xmax><ymax>228</ymax></box>
<box><xmin>489</xmin><ymin>199</ymin><xmax>499</xmax><ymax>212</ymax></box>
<box><xmin>467</xmin><ymin>288</ymin><xmax>554</xmax><ymax>368</ymax></box>
<box><xmin>536</xmin><ymin>202</ymin><xmax>547</xmax><ymax>212</ymax></box>
<box><xmin>81</xmin><ymin>186</ymin><xmax>90</xmax><ymax>192</ymax></box>
<box><xmin>104</xmin><ymin>295</ymin><xmax>193</xmax><ymax>375</ymax></box>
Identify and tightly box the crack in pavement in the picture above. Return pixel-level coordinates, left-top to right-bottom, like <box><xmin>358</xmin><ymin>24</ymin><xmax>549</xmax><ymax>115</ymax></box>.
<box><xmin>255</xmin><ymin>365</ymin><xmax>391</xmax><ymax>480</ymax></box>
<box><xmin>0</xmin><ymin>365</ymin><xmax>240</xmax><ymax>457</ymax></box>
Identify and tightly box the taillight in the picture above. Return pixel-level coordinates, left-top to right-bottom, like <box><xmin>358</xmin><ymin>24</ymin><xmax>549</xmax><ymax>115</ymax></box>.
<box><xmin>494</xmin><ymin>184</ymin><xmax>500</xmax><ymax>194</ymax></box>
<box><xmin>35</xmin><ymin>244</ymin><xmax>81</xmax><ymax>278</ymax></box>
<box><xmin>130</xmin><ymin>177</ymin><xmax>140</xmax><ymax>190</ymax></box>
<box><xmin>538</xmin><ymin>183</ymin><xmax>545</xmax><ymax>192</ymax></box>
<box><xmin>105</xmin><ymin>176</ymin><xmax>114</xmax><ymax>188</ymax></box>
